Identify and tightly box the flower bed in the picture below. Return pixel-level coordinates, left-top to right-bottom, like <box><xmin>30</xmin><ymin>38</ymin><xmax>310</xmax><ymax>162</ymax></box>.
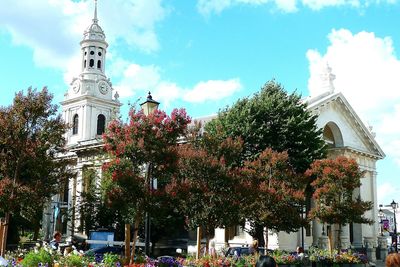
<box><xmin>308</xmin><ymin>248</ymin><xmax>368</xmax><ymax>266</ymax></box>
<box><xmin>2</xmin><ymin>245</ymin><xmax>368</xmax><ymax>267</ymax></box>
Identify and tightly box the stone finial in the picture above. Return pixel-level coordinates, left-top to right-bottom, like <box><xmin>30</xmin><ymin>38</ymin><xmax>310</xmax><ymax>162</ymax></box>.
<box><xmin>320</xmin><ymin>62</ymin><xmax>336</xmax><ymax>94</ymax></box>
<box><xmin>114</xmin><ymin>91</ymin><xmax>119</xmax><ymax>101</ymax></box>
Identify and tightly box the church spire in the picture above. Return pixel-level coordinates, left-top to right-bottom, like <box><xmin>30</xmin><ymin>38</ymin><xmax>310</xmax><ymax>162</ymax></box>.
<box><xmin>93</xmin><ymin>0</ymin><xmax>98</xmax><ymax>24</ymax></box>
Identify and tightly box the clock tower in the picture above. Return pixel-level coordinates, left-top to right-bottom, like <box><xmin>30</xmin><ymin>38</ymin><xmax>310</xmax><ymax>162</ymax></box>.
<box><xmin>61</xmin><ymin>0</ymin><xmax>121</xmax><ymax>146</ymax></box>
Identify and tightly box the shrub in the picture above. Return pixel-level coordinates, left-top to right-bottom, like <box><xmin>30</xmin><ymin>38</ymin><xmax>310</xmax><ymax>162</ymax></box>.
<box><xmin>21</xmin><ymin>248</ymin><xmax>53</xmax><ymax>267</ymax></box>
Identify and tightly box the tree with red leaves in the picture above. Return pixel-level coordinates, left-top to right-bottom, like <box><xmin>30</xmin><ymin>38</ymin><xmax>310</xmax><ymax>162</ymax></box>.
<box><xmin>306</xmin><ymin>156</ymin><xmax>373</xmax><ymax>248</ymax></box>
<box><xmin>166</xmin><ymin>132</ymin><xmax>244</xmax><ymax>251</ymax></box>
<box><xmin>0</xmin><ymin>87</ymin><xmax>70</xmax><ymax>251</ymax></box>
<box><xmin>102</xmin><ymin>107</ymin><xmax>190</xmax><ymax>263</ymax></box>
<box><xmin>239</xmin><ymin>148</ymin><xmax>307</xmax><ymax>248</ymax></box>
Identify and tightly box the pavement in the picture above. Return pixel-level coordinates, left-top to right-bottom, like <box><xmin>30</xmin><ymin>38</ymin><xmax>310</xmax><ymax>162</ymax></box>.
<box><xmin>371</xmin><ymin>260</ymin><xmax>385</xmax><ymax>267</ymax></box>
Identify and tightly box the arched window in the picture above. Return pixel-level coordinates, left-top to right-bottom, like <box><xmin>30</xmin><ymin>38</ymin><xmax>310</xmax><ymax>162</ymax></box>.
<box><xmin>323</xmin><ymin>122</ymin><xmax>343</xmax><ymax>148</ymax></box>
<box><xmin>97</xmin><ymin>60</ymin><xmax>101</xmax><ymax>69</ymax></box>
<box><xmin>84</xmin><ymin>60</ymin><xmax>87</xmax><ymax>68</ymax></box>
<box><xmin>72</xmin><ymin>114</ymin><xmax>79</xmax><ymax>135</ymax></box>
<box><xmin>97</xmin><ymin>114</ymin><xmax>106</xmax><ymax>135</ymax></box>
<box><xmin>89</xmin><ymin>59</ymin><xmax>94</xmax><ymax>68</ymax></box>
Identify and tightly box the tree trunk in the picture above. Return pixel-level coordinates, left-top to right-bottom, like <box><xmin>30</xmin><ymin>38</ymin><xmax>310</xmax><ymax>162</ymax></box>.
<box><xmin>130</xmin><ymin>216</ymin><xmax>140</xmax><ymax>264</ymax></box>
<box><xmin>125</xmin><ymin>224</ymin><xmax>131</xmax><ymax>260</ymax></box>
<box><xmin>254</xmin><ymin>224</ymin><xmax>265</xmax><ymax>249</ymax></box>
<box><xmin>196</xmin><ymin>226</ymin><xmax>202</xmax><ymax>260</ymax></box>
<box><xmin>0</xmin><ymin>213</ymin><xmax>10</xmax><ymax>257</ymax></box>
<box><xmin>264</xmin><ymin>226</ymin><xmax>269</xmax><ymax>252</ymax></box>
<box><xmin>33</xmin><ymin>224</ymin><xmax>40</xmax><ymax>241</ymax></box>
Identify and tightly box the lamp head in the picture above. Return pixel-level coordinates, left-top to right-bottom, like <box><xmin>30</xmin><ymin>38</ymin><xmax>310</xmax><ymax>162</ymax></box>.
<box><xmin>391</xmin><ymin>200</ymin><xmax>398</xmax><ymax>210</ymax></box>
<box><xmin>140</xmin><ymin>92</ymin><xmax>160</xmax><ymax>116</ymax></box>
<box><xmin>379</xmin><ymin>208</ymin><xmax>384</xmax><ymax>217</ymax></box>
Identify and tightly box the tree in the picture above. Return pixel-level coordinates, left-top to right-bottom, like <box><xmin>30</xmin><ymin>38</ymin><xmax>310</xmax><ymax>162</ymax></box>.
<box><xmin>0</xmin><ymin>87</ymin><xmax>70</xmax><ymax>248</ymax></box>
<box><xmin>239</xmin><ymin>148</ymin><xmax>307</xmax><ymax>248</ymax></box>
<box><xmin>102</xmin><ymin>107</ymin><xmax>190</xmax><ymax>262</ymax></box>
<box><xmin>205</xmin><ymin>80</ymin><xmax>326</xmax><ymax>173</ymax></box>
<box><xmin>166</xmin><ymin>134</ymin><xmax>243</xmax><ymax>247</ymax></box>
<box><xmin>305</xmin><ymin>156</ymin><xmax>373</xmax><ymax>248</ymax></box>
<box><xmin>205</xmin><ymin>80</ymin><xmax>327</xmax><ymax>244</ymax></box>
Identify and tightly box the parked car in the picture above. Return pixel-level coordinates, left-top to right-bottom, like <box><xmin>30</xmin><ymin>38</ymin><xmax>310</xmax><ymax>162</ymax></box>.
<box><xmin>225</xmin><ymin>247</ymin><xmax>251</xmax><ymax>257</ymax></box>
<box><xmin>225</xmin><ymin>247</ymin><xmax>272</xmax><ymax>257</ymax></box>
<box><xmin>84</xmin><ymin>246</ymin><xmax>124</xmax><ymax>257</ymax></box>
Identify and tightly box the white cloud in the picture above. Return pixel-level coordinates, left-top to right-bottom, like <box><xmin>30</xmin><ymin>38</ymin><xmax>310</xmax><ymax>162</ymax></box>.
<box><xmin>183</xmin><ymin>79</ymin><xmax>242</xmax><ymax>102</ymax></box>
<box><xmin>0</xmin><ymin>0</ymin><xmax>167</xmax><ymax>83</ymax></box>
<box><xmin>306</xmin><ymin>28</ymin><xmax>400</xmax><ymax>166</ymax></box>
<box><xmin>197</xmin><ymin>0</ymin><xmax>397</xmax><ymax>15</ymax></box>
<box><xmin>301</xmin><ymin>0</ymin><xmax>360</xmax><ymax>10</ymax></box>
<box><xmin>111</xmin><ymin>62</ymin><xmax>242</xmax><ymax>106</ymax></box>
<box><xmin>378</xmin><ymin>182</ymin><xmax>400</xmax><ymax>206</ymax></box>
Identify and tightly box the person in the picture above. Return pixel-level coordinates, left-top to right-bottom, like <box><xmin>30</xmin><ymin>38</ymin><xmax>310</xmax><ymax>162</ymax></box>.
<box><xmin>296</xmin><ymin>246</ymin><xmax>305</xmax><ymax>259</ymax></box>
<box><xmin>209</xmin><ymin>239</ymin><xmax>216</xmax><ymax>258</ymax></box>
<box><xmin>256</xmin><ymin>255</ymin><xmax>278</xmax><ymax>267</ymax></box>
<box><xmin>386</xmin><ymin>253</ymin><xmax>400</xmax><ymax>267</ymax></box>
<box><xmin>50</xmin><ymin>231</ymin><xmax>62</xmax><ymax>250</ymax></box>
<box><xmin>249</xmin><ymin>239</ymin><xmax>259</xmax><ymax>255</ymax></box>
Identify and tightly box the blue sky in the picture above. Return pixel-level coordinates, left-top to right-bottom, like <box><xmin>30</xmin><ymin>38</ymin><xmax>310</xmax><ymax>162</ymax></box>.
<box><xmin>0</xmin><ymin>0</ymin><xmax>400</xmax><ymax>206</ymax></box>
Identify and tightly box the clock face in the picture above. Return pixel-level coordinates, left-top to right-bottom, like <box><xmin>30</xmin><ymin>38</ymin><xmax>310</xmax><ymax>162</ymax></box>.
<box><xmin>98</xmin><ymin>81</ymin><xmax>108</xmax><ymax>95</ymax></box>
<box><xmin>72</xmin><ymin>80</ymin><xmax>80</xmax><ymax>93</ymax></box>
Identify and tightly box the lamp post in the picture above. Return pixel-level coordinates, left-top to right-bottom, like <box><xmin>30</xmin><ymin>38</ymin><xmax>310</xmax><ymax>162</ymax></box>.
<box><xmin>140</xmin><ymin>92</ymin><xmax>159</xmax><ymax>256</ymax></box>
<box><xmin>141</xmin><ymin>92</ymin><xmax>160</xmax><ymax>116</ymax></box>
<box><xmin>379</xmin><ymin>208</ymin><xmax>384</xmax><ymax>236</ymax></box>
<box><xmin>390</xmin><ymin>200</ymin><xmax>398</xmax><ymax>253</ymax></box>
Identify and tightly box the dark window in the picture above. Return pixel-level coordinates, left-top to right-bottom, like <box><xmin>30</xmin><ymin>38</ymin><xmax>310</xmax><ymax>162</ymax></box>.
<box><xmin>97</xmin><ymin>114</ymin><xmax>106</xmax><ymax>135</ymax></box>
<box><xmin>84</xmin><ymin>60</ymin><xmax>86</xmax><ymax>68</ymax></box>
<box><xmin>84</xmin><ymin>51</ymin><xmax>87</xmax><ymax>55</ymax></box>
<box><xmin>89</xmin><ymin>59</ymin><xmax>94</xmax><ymax>67</ymax></box>
<box><xmin>90</xmin><ymin>51</ymin><xmax>94</xmax><ymax>55</ymax></box>
<box><xmin>98</xmin><ymin>52</ymin><xmax>102</xmax><ymax>56</ymax></box>
<box><xmin>72</xmin><ymin>114</ymin><xmax>79</xmax><ymax>135</ymax></box>
<box><xmin>97</xmin><ymin>60</ymin><xmax>101</xmax><ymax>69</ymax></box>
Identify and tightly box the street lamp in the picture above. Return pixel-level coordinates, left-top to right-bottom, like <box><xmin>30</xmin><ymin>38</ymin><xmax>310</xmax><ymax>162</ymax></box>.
<box><xmin>140</xmin><ymin>92</ymin><xmax>159</xmax><ymax>256</ymax></box>
<box><xmin>378</xmin><ymin>208</ymin><xmax>384</xmax><ymax>236</ymax></box>
<box><xmin>390</xmin><ymin>200</ymin><xmax>398</xmax><ymax>252</ymax></box>
<box><xmin>140</xmin><ymin>92</ymin><xmax>160</xmax><ymax>116</ymax></box>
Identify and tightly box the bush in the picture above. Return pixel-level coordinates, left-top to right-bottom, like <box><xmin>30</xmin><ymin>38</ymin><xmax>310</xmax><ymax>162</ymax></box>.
<box><xmin>59</xmin><ymin>253</ymin><xmax>88</xmax><ymax>267</ymax></box>
<box><xmin>21</xmin><ymin>248</ymin><xmax>53</xmax><ymax>267</ymax></box>
<box><xmin>103</xmin><ymin>252</ymin><xmax>121</xmax><ymax>267</ymax></box>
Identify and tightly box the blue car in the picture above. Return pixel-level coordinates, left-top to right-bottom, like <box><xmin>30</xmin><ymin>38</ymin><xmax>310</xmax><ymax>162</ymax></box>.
<box><xmin>84</xmin><ymin>246</ymin><xmax>124</xmax><ymax>257</ymax></box>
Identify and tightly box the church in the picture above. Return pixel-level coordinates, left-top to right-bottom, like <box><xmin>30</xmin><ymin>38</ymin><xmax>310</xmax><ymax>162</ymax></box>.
<box><xmin>42</xmin><ymin>1</ymin><xmax>385</xmax><ymax>252</ymax></box>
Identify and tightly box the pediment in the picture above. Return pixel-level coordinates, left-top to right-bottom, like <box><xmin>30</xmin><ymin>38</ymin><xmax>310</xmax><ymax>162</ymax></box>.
<box><xmin>306</xmin><ymin>92</ymin><xmax>385</xmax><ymax>159</ymax></box>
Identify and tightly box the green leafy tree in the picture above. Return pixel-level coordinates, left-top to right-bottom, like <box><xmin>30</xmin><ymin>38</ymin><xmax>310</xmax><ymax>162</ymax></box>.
<box><xmin>0</xmin><ymin>87</ymin><xmax>70</xmax><ymax>245</ymax></box>
<box><xmin>205</xmin><ymin>80</ymin><xmax>327</xmax><ymax>244</ymax></box>
<box><xmin>102</xmin><ymin>107</ymin><xmax>190</xmax><ymax>262</ymax></box>
<box><xmin>206</xmin><ymin>80</ymin><xmax>326</xmax><ymax>173</ymax></box>
<box><xmin>306</xmin><ymin>156</ymin><xmax>373</xmax><ymax>248</ymax></box>
<box><xmin>240</xmin><ymin>148</ymin><xmax>307</xmax><ymax>248</ymax></box>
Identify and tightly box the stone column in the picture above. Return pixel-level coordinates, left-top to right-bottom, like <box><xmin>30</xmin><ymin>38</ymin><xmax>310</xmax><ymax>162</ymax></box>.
<box><xmin>378</xmin><ymin>236</ymin><xmax>388</xmax><ymax>261</ymax></box>
<box><xmin>364</xmin><ymin>236</ymin><xmax>376</xmax><ymax>262</ymax></box>
<box><xmin>339</xmin><ymin>224</ymin><xmax>350</xmax><ymax>249</ymax></box>
<box><xmin>318</xmin><ymin>235</ymin><xmax>329</xmax><ymax>249</ymax></box>
<box><xmin>312</xmin><ymin>220</ymin><xmax>323</xmax><ymax>246</ymax></box>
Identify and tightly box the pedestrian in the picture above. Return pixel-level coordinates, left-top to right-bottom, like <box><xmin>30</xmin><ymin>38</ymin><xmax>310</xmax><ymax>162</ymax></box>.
<box><xmin>249</xmin><ymin>239</ymin><xmax>259</xmax><ymax>255</ymax></box>
<box><xmin>209</xmin><ymin>239</ymin><xmax>216</xmax><ymax>258</ymax></box>
<box><xmin>296</xmin><ymin>246</ymin><xmax>305</xmax><ymax>259</ymax></box>
<box><xmin>256</xmin><ymin>255</ymin><xmax>278</xmax><ymax>267</ymax></box>
<box><xmin>50</xmin><ymin>231</ymin><xmax>62</xmax><ymax>250</ymax></box>
<box><xmin>386</xmin><ymin>253</ymin><xmax>400</xmax><ymax>267</ymax></box>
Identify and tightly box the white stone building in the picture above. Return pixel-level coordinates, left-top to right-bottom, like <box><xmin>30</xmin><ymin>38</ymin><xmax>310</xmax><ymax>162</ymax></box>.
<box><xmin>42</xmin><ymin>0</ymin><xmax>121</xmax><ymax>241</ymax></box>
<box><xmin>210</xmin><ymin>65</ymin><xmax>385</xmax><ymax>251</ymax></box>
<box><xmin>42</xmin><ymin>1</ymin><xmax>385</xmax><ymax>252</ymax></box>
